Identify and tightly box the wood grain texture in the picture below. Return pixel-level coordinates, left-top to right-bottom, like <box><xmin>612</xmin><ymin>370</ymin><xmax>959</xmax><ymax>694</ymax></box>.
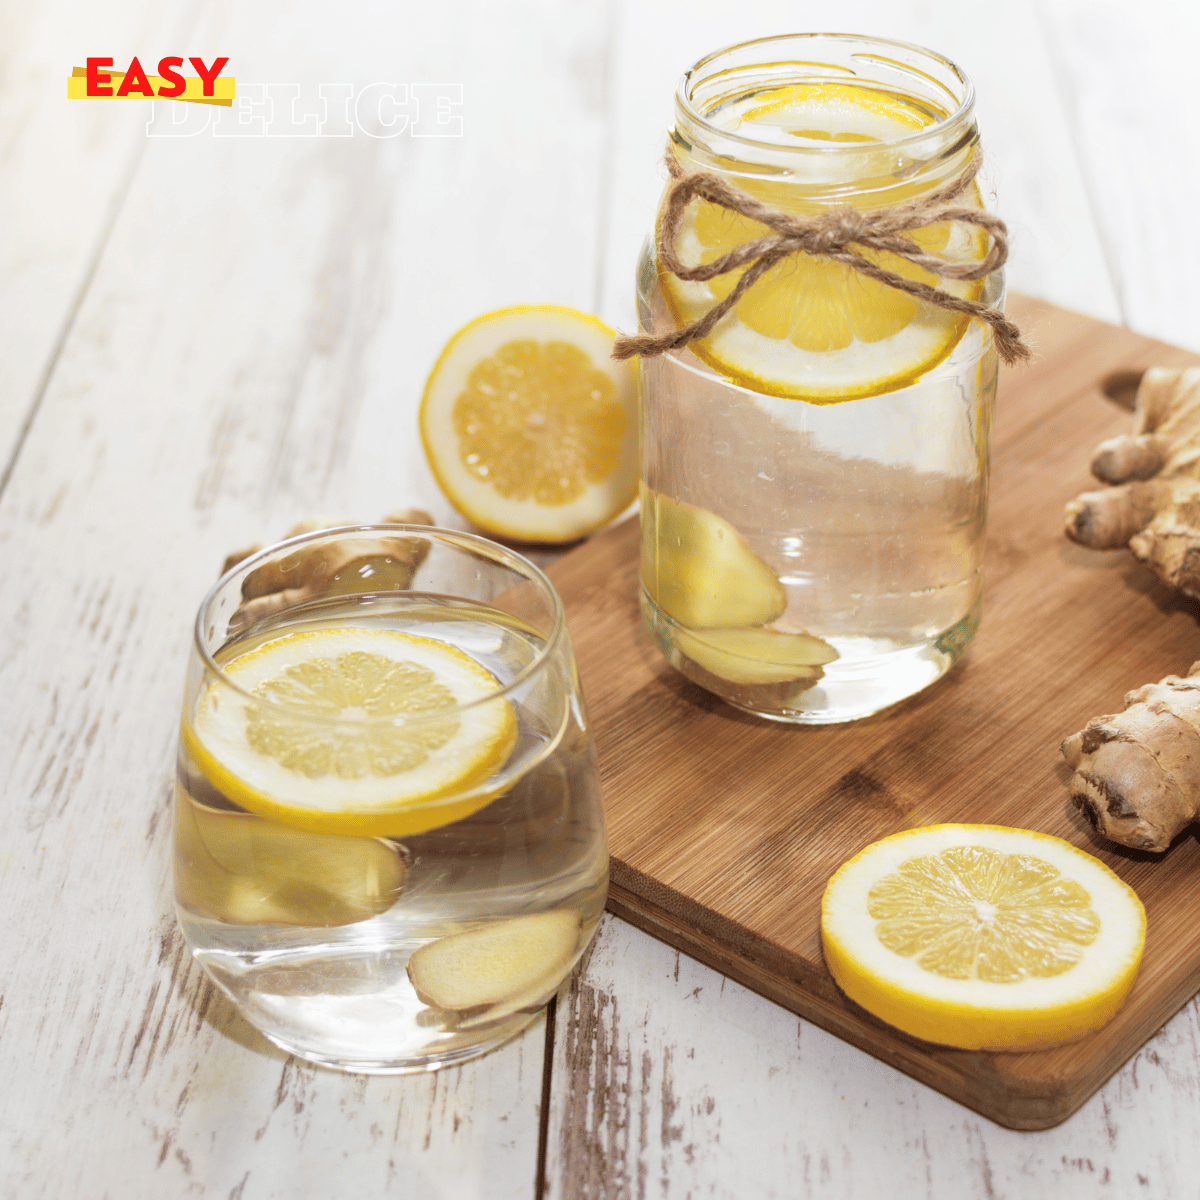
<box><xmin>1038</xmin><ymin>0</ymin><xmax>1200</xmax><ymax>354</ymax></box>
<box><xmin>547</xmin><ymin>913</ymin><xmax>1200</xmax><ymax>1198</ymax></box>
<box><xmin>546</xmin><ymin>294</ymin><xmax>1200</xmax><ymax>1130</ymax></box>
<box><xmin>0</xmin><ymin>0</ymin><xmax>192</xmax><ymax>461</ymax></box>
<box><xmin>0</xmin><ymin>1</ymin><xmax>615</xmax><ymax>1195</ymax></box>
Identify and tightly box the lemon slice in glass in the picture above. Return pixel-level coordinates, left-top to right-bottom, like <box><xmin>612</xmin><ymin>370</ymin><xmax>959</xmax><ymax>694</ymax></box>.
<box><xmin>821</xmin><ymin>825</ymin><xmax>1146</xmax><ymax>1051</ymax></box>
<box><xmin>420</xmin><ymin>306</ymin><xmax>638</xmax><ymax>543</ymax></box>
<box><xmin>186</xmin><ymin>628</ymin><xmax>517</xmax><ymax>837</ymax></box>
<box><xmin>661</xmin><ymin>83</ymin><xmax>988</xmax><ymax>403</ymax></box>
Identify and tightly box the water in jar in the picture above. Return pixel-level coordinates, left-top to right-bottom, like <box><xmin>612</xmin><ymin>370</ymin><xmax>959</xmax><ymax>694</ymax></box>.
<box><xmin>638</xmin><ymin>72</ymin><xmax>998</xmax><ymax>723</ymax></box>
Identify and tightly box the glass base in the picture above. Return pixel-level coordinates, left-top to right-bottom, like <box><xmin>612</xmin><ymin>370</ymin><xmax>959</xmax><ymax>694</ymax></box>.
<box><xmin>642</xmin><ymin>591</ymin><xmax>981</xmax><ymax>724</ymax></box>
<box><xmin>185</xmin><ymin>929</ymin><xmax>565</xmax><ymax>1076</ymax></box>
<box><xmin>259</xmin><ymin>1007</ymin><xmax>545</xmax><ymax>1075</ymax></box>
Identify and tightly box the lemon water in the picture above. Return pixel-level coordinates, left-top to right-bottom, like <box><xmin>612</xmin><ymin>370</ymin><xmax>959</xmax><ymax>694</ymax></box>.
<box><xmin>639</xmin><ymin>56</ymin><xmax>998</xmax><ymax>722</ymax></box>
<box><xmin>638</xmin><ymin>264</ymin><xmax>996</xmax><ymax>723</ymax></box>
<box><xmin>175</xmin><ymin>595</ymin><xmax>608</xmax><ymax>1072</ymax></box>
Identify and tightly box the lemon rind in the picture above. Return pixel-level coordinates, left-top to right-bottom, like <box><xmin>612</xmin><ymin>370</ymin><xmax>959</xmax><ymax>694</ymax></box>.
<box><xmin>820</xmin><ymin>824</ymin><xmax>1147</xmax><ymax>1051</ymax></box>
<box><xmin>660</xmin><ymin>192</ymin><xmax>987</xmax><ymax>404</ymax></box>
<box><xmin>187</xmin><ymin>628</ymin><xmax>519</xmax><ymax>838</ymax></box>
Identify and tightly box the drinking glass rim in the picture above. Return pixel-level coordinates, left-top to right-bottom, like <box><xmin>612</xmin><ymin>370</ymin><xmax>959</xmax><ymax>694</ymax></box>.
<box><xmin>193</xmin><ymin>522</ymin><xmax>569</xmax><ymax>727</ymax></box>
<box><xmin>676</xmin><ymin>31</ymin><xmax>975</xmax><ymax>157</ymax></box>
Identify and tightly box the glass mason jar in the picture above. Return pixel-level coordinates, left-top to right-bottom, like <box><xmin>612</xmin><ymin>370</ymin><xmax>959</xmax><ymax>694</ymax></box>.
<box><xmin>636</xmin><ymin>33</ymin><xmax>1001</xmax><ymax>724</ymax></box>
<box><xmin>174</xmin><ymin>525</ymin><xmax>608</xmax><ymax>1073</ymax></box>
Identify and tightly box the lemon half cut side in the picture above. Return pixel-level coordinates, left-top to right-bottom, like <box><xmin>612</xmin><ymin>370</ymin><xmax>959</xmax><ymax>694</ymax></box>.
<box><xmin>821</xmin><ymin>824</ymin><xmax>1146</xmax><ymax>1051</ymax></box>
<box><xmin>187</xmin><ymin>628</ymin><xmax>518</xmax><ymax>838</ymax></box>
<box><xmin>420</xmin><ymin>306</ymin><xmax>639</xmax><ymax>543</ymax></box>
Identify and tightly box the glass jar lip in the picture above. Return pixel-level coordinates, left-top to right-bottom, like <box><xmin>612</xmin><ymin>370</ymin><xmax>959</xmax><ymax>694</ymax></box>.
<box><xmin>676</xmin><ymin>31</ymin><xmax>975</xmax><ymax>157</ymax></box>
<box><xmin>192</xmin><ymin>522</ymin><xmax>568</xmax><ymax>727</ymax></box>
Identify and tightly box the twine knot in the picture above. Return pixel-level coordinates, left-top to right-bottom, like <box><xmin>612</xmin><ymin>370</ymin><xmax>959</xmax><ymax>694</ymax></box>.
<box><xmin>612</xmin><ymin>146</ymin><xmax>1030</xmax><ymax>368</ymax></box>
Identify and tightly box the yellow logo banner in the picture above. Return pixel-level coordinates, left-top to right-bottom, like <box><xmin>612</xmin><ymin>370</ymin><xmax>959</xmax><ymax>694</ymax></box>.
<box><xmin>68</xmin><ymin>60</ymin><xmax>235</xmax><ymax>106</ymax></box>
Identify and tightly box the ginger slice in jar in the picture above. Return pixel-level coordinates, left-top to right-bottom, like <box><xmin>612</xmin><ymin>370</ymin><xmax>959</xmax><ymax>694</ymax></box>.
<box><xmin>641</xmin><ymin>491</ymin><xmax>785</xmax><ymax>628</ymax></box>
<box><xmin>671</xmin><ymin>625</ymin><xmax>837</xmax><ymax>684</ymax></box>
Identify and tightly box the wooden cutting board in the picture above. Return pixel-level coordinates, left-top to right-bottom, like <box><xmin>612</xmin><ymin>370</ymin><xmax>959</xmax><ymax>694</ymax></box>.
<box><xmin>545</xmin><ymin>294</ymin><xmax>1200</xmax><ymax>1131</ymax></box>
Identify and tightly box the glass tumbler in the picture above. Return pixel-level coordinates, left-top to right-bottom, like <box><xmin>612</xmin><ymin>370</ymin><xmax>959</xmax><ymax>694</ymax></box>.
<box><xmin>174</xmin><ymin>524</ymin><xmax>608</xmax><ymax>1072</ymax></box>
<box><xmin>637</xmin><ymin>33</ymin><xmax>1001</xmax><ymax>723</ymax></box>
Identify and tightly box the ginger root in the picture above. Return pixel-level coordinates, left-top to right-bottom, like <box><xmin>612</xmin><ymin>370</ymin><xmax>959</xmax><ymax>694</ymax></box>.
<box><xmin>226</xmin><ymin>508</ymin><xmax>434</xmax><ymax>630</ymax></box>
<box><xmin>1064</xmin><ymin>368</ymin><xmax>1200</xmax><ymax>596</ymax></box>
<box><xmin>1063</xmin><ymin>664</ymin><xmax>1200</xmax><ymax>852</ymax></box>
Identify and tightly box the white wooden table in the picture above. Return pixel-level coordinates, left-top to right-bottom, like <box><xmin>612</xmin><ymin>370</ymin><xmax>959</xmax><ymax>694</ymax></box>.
<box><xmin>5</xmin><ymin>2</ymin><xmax>1200</xmax><ymax>1195</ymax></box>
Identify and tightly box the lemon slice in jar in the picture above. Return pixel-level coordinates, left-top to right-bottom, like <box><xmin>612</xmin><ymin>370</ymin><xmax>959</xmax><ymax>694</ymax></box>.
<box><xmin>821</xmin><ymin>825</ymin><xmax>1146</xmax><ymax>1051</ymax></box>
<box><xmin>660</xmin><ymin>83</ymin><xmax>989</xmax><ymax>403</ymax></box>
<box><xmin>420</xmin><ymin>306</ymin><xmax>638</xmax><ymax>543</ymax></box>
<box><xmin>185</xmin><ymin>628</ymin><xmax>517</xmax><ymax>837</ymax></box>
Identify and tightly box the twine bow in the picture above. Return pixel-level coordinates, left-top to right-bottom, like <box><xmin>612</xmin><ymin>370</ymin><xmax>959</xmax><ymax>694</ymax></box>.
<box><xmin>612</xmin><ymin>147</ymin><xmax>1030</xmax><ymax>366</ymax></box>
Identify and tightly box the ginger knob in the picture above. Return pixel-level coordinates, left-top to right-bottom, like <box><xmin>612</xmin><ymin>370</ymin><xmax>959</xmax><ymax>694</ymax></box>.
<box><xmin>1063</xmin><ymin>664</ymin><xmax>1200</xmax><ymax>852</ymax></box>
<box><xmin>1064</xmin><ymin>368</ymin><xmax>1200</xmax><ymax>598</ymax></box>
<box><xmin>226</xmin><ymin>508</ymin><xmax>434</xmax><ymax>631</ymax></box>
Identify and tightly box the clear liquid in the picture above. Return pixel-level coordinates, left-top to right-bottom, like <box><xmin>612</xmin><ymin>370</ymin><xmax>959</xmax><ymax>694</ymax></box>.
<box><xmin>175</xmin><ymin>594</ymin><xmax>608</xmax><ymax>1072</ymax></box>
<box><xmin>637</xmin><ymin>253</ymin><xmax>997</xmax><ymax>723</ymax></box>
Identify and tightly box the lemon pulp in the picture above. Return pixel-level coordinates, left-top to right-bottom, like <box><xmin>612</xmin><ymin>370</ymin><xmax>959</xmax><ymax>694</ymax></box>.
<box><xmin>660</xmin><ymin>81</ymin><xmax>988</xmax><ymax>402</ymax></box>
<box><xmin>420</xmin><ymin>306</ymin><xmax>639</xmax><ymax>543</ymax></box>
<box><xmin>454</xmin><ymin>339</ymin><xmax>624</xmax><ymax>505</ymax></box>
<box><xmin>868</xmin><ymin>846</ymin><xmax>1100</xmax><ymax>983</ymax></box>
<box><xmin>187</xmin><ymin>627</ymin><xmax>517</xmax><ymax>837</ymax></box>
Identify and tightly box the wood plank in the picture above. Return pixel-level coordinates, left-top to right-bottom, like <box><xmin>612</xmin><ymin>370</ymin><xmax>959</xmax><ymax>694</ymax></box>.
<box><xmin>546</xmin><ymin>913</ymin><xmax>1200</xmax><ymax>1197</ymax></box>
<box><xmin>545</xmin><ymin>294</ymin><xmax>1200</xmax><ymax>1129</ymax></box>
<box><xmin>0</xmin><ymin>0</ymin><xmax>617</xmax><ymax>1194</ymax></box>
<box><xmin>0</xmin><ymin>0</ymin><xmax>191</xmax><ymax>462</ymax></box>
<box><xmin>1039</xmin><ymin>0</ymin><xmax>1200</xmax><ymax>354</ymax></box>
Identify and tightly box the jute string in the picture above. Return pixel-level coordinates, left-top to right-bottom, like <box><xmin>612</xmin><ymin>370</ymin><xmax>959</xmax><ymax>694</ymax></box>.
<box><xmin>612</xmin><ymin>147</ymin><xmax>1030</xmax><ymax>366</ymax></box>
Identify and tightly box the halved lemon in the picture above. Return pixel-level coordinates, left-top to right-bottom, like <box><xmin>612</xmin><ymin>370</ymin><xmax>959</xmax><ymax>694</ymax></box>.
<box><xmin>821</xmin><ymin>825</ymin><xmax>1146</xmax><ymax>1051</ymax></box>
<box><xmin>662</xmin><ymin>83</ymin><xmax>989</xmax><ymax>403</ymax></box>
<box><xmin>185</xmin><ymin>628</ymin><xmax>517</xmax><ymax>837</ymax></box>
<box><xmin>420</xmin><ymin>306</ymin><xmax>638</xmax><ymax>543</ymax></box>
